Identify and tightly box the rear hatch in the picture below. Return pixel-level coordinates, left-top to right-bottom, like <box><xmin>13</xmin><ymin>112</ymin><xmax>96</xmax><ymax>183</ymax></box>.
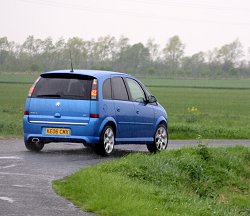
<box><xmin>28</xmin><ymin>73</ymin><xmax>95</xmax><ymax>126</ymax></box>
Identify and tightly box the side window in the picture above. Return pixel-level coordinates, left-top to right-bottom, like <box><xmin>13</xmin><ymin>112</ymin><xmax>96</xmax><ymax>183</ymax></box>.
<box><xmin>126</xmin><ymin>78</ymin><xmax>146</xmax><ymax>102</ymax></box>
<box><xmin>102</xmin><ymin>78</ymin><xmax>112</xmax><ymax>100</ymax></box>
<box><xmin>111</xmin><ymin>77</ymin><xmax>129</xmax><ymax>101</ymax></box>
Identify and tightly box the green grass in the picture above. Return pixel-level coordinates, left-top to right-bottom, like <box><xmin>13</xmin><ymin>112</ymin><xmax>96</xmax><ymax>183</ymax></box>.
<box><xmin>53</xmin><ymin>146</ymin><xmax>250</xmax><ymax>216</ymax></box>
<box><xmin>140</xmin><ymin>78</ymin><xmax>250</xmax><ymax>89</ymax></box>
<box><xmin>0</xmin><ymin>72</ymin><xmax>250</xmax><ymax>139</ymax></box>
<box><xmin>0</xmin><ymin>83</ymin><xmax>30</xmax><ymax>137</ymax></box>
<box><xmin>0</xmin><ymin>72</ymin><xmax>39</xmax><ymax>84</ymax></box>
<box><xmin>150</xmin><ymin>86</ymin><xmax>250</xmax><ymax>139</ymax></box>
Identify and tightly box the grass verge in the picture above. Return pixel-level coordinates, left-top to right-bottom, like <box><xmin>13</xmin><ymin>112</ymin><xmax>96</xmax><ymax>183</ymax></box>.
<box><xmin>53</xmin><ymin>146</ymin><xmax>250</xmax><ymax>216</ymax></box>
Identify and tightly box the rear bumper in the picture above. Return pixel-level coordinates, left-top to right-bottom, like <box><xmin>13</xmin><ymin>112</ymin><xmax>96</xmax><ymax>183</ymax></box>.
<box><xmin>23</xmin><ymin>116</ymin><xmax>101</xmax><ymax>144</ymax></box>
<box><xmin>24</xmin><ymin>134</ymin><xmax>99</xmax><ymax>145</ymax></box>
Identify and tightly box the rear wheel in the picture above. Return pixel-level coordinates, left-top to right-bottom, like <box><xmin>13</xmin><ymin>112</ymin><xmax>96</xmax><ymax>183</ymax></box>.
<box><xmin>25</xmin><ymin>140</ymin><xmax>44</xmax><ymax>152</ymax></box>
<box><xmin>95</xmin><ymin>125</ymin><xmax>115</xmax><ymax>156</ymax></box>
<box><xmin>147</xmin><ymin>124</ymin><xmax>168</xmax><ymax>153</ymax></box>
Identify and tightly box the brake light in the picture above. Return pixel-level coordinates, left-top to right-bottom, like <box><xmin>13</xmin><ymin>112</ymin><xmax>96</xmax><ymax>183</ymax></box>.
<box><xmin>24</xmin><ymin>111</ymin><xmax>29</xmax><ymax>115</ymax></box>
<box><xmin>28</xmin><ymin>77</ymin><xmax>40</xmax><ymax>97</ymax></box>
<box><xmin>91</xmin><ymin>79</ymin><xmax>98</xmax><ymax>100</ymax></box>
<box><xmin>90</xmin><ymin>114</ymin><xmax>99</xmax><ymax>118</ymax></box>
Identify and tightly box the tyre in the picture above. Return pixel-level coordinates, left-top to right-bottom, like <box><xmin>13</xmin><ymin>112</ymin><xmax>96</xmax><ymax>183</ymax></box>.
<box><xmin>25</xmin><ymin>140</ymin><xmax>44</xmax><ymax>152</ymax></box>
<box><xmin>95</xmin><ymin>125</ymin><xmax>115</xmax><ymax>156</ymax></box>
<box><xmin>147</xmin><ymin>124</ymin><xmax>168</xmax><ymax>153</ymax></box>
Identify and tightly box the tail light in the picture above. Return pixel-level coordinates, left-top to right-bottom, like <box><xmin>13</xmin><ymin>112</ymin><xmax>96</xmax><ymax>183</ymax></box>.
<box><xmin>28</xmin><ymin>77</ymin><xmax>40</xmax><ymax>97</ymax></box>
<box><xmin>91</xmin><ymin>79</ymin><xmax>98</xmax><ymax>100</ymax></box>
<box><xmin>23</xmin><ymin>111</ymin><xmax>29</xmax><ymax>115</ymax></box>
<box><xmin>90</xmin><ymin>114</ymin><xmax>99</xmax><ymax>118</ymax></box>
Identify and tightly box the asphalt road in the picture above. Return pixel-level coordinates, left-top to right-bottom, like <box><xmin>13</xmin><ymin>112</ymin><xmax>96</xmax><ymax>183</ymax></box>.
<box><xmin>0</xmin><ymin>139</ymin><xmax>249</xmax><ymax>216</ymax></box>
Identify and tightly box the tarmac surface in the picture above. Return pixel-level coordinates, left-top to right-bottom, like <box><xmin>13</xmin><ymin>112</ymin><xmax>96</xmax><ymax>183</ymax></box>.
<box><xmin>0</xmin><ymin>139</ymin><xmax>249</xmax><ymax>216</ymax></box>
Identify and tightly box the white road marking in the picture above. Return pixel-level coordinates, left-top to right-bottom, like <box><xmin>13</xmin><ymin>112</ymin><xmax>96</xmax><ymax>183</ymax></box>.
<box><xmin>0</xmin><ymin>164</ymin><xmax>16</xmax><ymax>169</ymax></box>
<box><xmin>0</xmin><ymin>197</ymin><xmax>14</xmax><ymax>203</ymax></box>
<box><xmin>0</xmin><ymin>156</ymin><xmax>22</xmax><ymax>160</ymax></box>
<box><xmin>13</xmin><ymin>184</ymin><xmax>34</xmax><ymax>188</ymax></box>
<box><xmin>0</xmin><ymin>171</ymin><xmax>55</xmax><ymax>179</ymax></box>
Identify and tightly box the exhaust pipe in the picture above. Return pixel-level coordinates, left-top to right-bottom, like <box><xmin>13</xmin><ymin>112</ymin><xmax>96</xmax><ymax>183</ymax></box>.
<box><xmin>32</xmin><ymin>138</ymin><xmax>40</xmax><ymax>143</ymax></box>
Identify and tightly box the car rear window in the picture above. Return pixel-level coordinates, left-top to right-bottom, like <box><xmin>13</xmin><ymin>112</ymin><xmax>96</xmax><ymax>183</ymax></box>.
<box><xmin>31</xmin><ymin>73</ymin><xmax>94</xmax><ymax>100</ymax></box>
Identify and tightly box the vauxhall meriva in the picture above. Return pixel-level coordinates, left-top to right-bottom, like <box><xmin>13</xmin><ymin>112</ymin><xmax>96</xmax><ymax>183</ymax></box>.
<box><xmin>23</xmin><ymin>70</ymin><xmax>168</xmax><ymax>156</ymax></box>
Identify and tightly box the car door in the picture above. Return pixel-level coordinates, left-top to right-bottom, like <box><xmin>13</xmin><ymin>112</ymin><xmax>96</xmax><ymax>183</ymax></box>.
<box><xmin>125</xmin><ymin>78</ymin><xmax>155</xmax><ymax>139</ymax></box>
<box><xmin>111</xmin><ymin>76</ymin><xmax>134</xmax><ymax>141</ymax></box>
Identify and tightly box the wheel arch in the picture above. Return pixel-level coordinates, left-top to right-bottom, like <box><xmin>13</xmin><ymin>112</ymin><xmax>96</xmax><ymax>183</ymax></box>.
<box><xmin>98</xmin><ymin>117</ymin><xmax>117</xmax><ymax>137</ymax></box>
<box><xmin>155</xmin><ymin>116</ymin><xmax>168</xmax><ymax>131</ymax></box>
<box><xmin>147</xmin><ymin>117</ymin><xmax>168</xmax><ymax>153</ymax></box>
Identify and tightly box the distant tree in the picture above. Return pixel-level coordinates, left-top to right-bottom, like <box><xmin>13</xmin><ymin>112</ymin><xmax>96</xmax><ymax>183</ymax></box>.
<box><xmin>116</xmin><ymin>35</ymin><xmax>130</xmax><ymax>52</ymax></box>
<box><xmin>67</xmin><ymin>37</ymin><xmax>88</xmax><ymax>69</ymax></box>
<box><xmin>163</xmin><ymin>35</ymin><xmax>185</xmax><ymax>74</ymax></box>
<box><xmin>0</xmin><ymin>37</ymin><xmax>10</xmax><ymax>65</ymax></box>
<box><xmin>217</xmin><ymin>39</ymin><xmax>244</xmax><ymax>72</ymax></box>
<box><xmin>53</xmin><ymin>38</ymin><xmax>67</xmax><ymax>69</ymax></box>
<box><xmin>0</xmin><ymin>37</ymin><xmax>10</xmax><ymax>50</ymax></box>
<box><xmin>247</xmin><ymin>47</ymin><xmax>250</xmax><ymax>69</ymax></box>
<box><xmin>21</xmin><ymin>35</ymin><xmax>37</xmax><ymax>56</ymax></box>
<box><xmin>0</xmin><ymin>35</ymin><xmax>249</xmax><ymax>78</ymax></box>
<box><xmin>92</xmin><ymin>35</ymin><xmax>116</xmax><ymax>70</ymax></box>
<box><xmin>182</xmin><ymin>52</ymin><xmax>206</xmax><ymax>77</ymax></box>
<box><xmin>116</xmin><ymin>43</ymin><xmax>150</xmax><ymax>74</ymax></box>
<box><xmin>19</xmin><ymin>36</ymin><xmax>42</xmax><ymax>71</ymax></box>
<box><xmin>40</xmin><ymin>37</ymin><xmax>54</xmax><ymax>71</ymax></box>
<box><xmin>113</xmin><ymin>36</ymin><xmax>130</xmax><ymax>70</ymax></box>
<box><xmin>146</xmin><ymin>38</ymin><xmax>160</xmax><ymax>62</ymax></box>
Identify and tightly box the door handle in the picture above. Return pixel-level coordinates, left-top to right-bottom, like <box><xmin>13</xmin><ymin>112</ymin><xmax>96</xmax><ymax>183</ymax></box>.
<box><xmin>117</xmin><ymin>108</ymin><xmax>120</xmax><ymax>112</ymax></box>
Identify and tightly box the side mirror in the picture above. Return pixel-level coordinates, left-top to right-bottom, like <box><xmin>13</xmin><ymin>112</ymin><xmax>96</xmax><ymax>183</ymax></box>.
<box><xmin>148</xmin><ymin>95</ymin><xmax>157</xmax><ymax>103</ymax></box>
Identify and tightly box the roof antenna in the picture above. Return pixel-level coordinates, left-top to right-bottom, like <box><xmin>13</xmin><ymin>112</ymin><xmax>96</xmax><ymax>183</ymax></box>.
<box><xmin>69</xmin><ymin>49</ymin><xmax>74</xmax><ymax>72</ymax></box>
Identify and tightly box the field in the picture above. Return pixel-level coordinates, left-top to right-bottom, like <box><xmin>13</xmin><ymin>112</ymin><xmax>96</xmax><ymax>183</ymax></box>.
<box><xmin>151</xmin><ymin>85</ymin><xmax>250</xmax><ymax>139</ymax></box>
<box><xmin>0</xmin><ymin>72</ymin><xmax>250</xmax><ymax>139</ymax></box>
<box><xmin>53</xmin><ymin>146</ymin><xmax>250</xmax><ymax>216</ymax></box>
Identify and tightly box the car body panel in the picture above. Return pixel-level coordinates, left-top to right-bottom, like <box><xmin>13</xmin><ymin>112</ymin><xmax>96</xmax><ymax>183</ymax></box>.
<box><xmin>113</xmin><ymin>100</ymin><xmax>134</xmax><ymax>139</ymax></box>
<box><xmin>132</xmin><ymin>101</ymin><xmax>155</xmax><ymax>138</ymax></box>
<box><xmin>28</xmin><ymin>98</ymin><xmax>90</xmax><ymax>125</ymax></box>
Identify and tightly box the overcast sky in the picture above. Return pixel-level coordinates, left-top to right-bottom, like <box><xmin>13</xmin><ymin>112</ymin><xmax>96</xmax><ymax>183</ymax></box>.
<box><xmin>1</xmin><ymin>0</ymin><xmax>250</xmax><ymax>55</ymax></box>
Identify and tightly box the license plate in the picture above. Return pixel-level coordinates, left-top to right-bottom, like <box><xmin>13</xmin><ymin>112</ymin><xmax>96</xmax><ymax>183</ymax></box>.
<box><xmin>46</xmin><ymin>128</ymin><xmax>70</xmax><ymax>136</ymax></box>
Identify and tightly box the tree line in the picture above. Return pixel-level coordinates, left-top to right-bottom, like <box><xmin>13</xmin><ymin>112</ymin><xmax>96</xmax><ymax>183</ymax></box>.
<box><xmin>0</xmin><ymin>35</ymin><xmax>249</xmax><ymax>78</ymax></box>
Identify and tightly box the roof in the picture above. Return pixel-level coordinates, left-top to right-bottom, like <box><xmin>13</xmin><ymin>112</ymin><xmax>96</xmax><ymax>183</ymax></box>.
<box><xmin>42</xmin><ymin>69</ymin><xmax>128</xmax><ymax>78</ymax></box>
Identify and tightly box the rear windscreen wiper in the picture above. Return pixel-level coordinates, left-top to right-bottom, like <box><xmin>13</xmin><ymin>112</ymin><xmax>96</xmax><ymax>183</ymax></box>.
<box><xmin>36</xmin><ymin>94</ymin><xmax>61</xmax><ymax>98</ymax></box>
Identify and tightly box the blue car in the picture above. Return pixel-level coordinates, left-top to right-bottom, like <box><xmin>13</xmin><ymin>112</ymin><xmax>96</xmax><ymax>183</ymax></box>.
<box><xmin>23</xmin><ymin>70</ymin><xmax>168</xmax><ymax>156</ymax></box>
